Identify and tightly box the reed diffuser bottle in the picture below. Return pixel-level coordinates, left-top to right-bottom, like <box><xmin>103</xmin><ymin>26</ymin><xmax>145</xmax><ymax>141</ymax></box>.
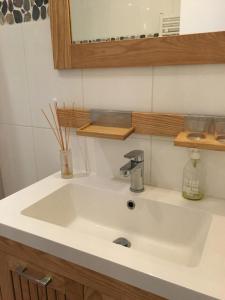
<box><xmin>60</xmin><ymin>149</ymin><xmax>73</xmax><ymax>179</ymax></box>
<box><xmin>182</xmin><ymin>149</ymin><xmax>204</xmax><ymax>201</ymax></box>
<box><xmin>42</xmin><ymin>102</ymin><xmax>73</xmax><ymax>179</ymax></box>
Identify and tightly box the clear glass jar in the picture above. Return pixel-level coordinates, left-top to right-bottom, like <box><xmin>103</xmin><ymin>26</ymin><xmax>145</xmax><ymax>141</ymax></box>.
<box><xmin>60</xmin><ymin>149</ymin><xmax>73</xmax><ymax>179</ymax></box>
<box><xmin>214</xmin><ymin>117</ymin><xmax>225</xmax><ymax>143</ymax></box>
<box><xmin>185</xmin><ymin>116</ymin><xmax>210</xmax><ymax>134</ymax></box>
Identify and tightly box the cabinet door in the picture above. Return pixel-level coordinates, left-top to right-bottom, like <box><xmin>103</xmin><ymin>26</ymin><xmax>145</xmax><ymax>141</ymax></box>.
<box><xmin>84</xmin><ymin>287</ymin><xmax>117</xmax><ymax>300</ymax></box>
<box><xmin>0</xmin><ymin>254</ymin><xmax>84</xmax><ymax>300</ymax></box>
<box><xmin>0</xmin><ymin>251</ymin><xmax>14</xmax><ymax>300</ymax></box>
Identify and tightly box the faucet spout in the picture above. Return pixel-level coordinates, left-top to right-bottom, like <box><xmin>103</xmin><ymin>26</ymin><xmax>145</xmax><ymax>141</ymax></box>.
<box><xmin>120</xmin><ymin>162</ymin><xmax>132</xmax><ymax>177</ymax></box>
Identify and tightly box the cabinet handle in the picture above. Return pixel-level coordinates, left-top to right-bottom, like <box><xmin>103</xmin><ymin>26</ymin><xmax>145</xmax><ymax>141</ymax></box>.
<box><xmin>15</xmin><ymin>266</ymin><xmax>52</xmax><ymax>287</ymax></box>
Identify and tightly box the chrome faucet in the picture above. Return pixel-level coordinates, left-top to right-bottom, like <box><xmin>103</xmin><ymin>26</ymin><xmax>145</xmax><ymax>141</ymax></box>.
<box><xmin>120</xmin><ymin>150</ymin><xmax>144</xmax><ymax>193</ymax></box>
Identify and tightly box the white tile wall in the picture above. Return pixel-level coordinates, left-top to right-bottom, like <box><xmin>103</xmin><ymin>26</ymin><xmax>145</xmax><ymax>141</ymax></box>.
<box><xmin>201</xmin><ymin>150</ymin><xmax>225</xmax><ymax>199</ymax></box>
<box><xmin>85</xmin><ymin>135</ymin><xmax>151</xmax><ymax>184</ymax></box>
<box><xmin>33</xmin><ymin>127</ymin><xmax>60</xmax><ymax>180</ymax></box>
<box><xmin>0</xmin><ymin>124</ymin><xmax>37</xmax><ymax>196</ymax></box>
<box><xmin>151</xmin><ymin>137</ymin><xmax>189</xmax><ymax>191</ymax></box>
<box><xmin>70</xmin><ymin>132</ymin><xmax>88</xmax><ymax>175</ymax></box>
<box><xmin>152</xmin><ymin>64</ymin><xmax>225</xmax><ymax>115</ymax></box>
<box><xmin>1</xmin><ymin>19</ymin><xmax>225</xmax><ymax>200</ymax></box>
<box><xmin>83</xmin><ymin>67</ymin><xmax>153</xmax><ymax>111</ymax></box>
<box><xmin>22</xmin><ymin>21</ymin><xmax>83</xmax><ymax>128</ymax></box>
<box><xmin>0</xmin><ymin>24</ymin><xmax>31</xmax><ymax>126</ymax></box>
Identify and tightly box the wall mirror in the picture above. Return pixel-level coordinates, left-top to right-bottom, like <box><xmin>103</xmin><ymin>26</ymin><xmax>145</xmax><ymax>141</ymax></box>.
<box><xmin>50</xmin><ymin>0</ymin><xmax>225</xmax><ymax>69</ymax></box>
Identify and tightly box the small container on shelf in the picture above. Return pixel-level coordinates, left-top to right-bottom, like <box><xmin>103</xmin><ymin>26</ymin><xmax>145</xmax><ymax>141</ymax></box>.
<box><xmin>173</xmin><ymin>115</ymin><xmax>225</xmax><ymax>152</ymax></box>
<box><xmin>185</xmin><ymin>116</ymin><xmax>210</xmax><ymax>141</ymax></box>
<box><xmin>214</xmin><ymin>117</ymin><xmax>225</xmax><ymax>143</ymax></box>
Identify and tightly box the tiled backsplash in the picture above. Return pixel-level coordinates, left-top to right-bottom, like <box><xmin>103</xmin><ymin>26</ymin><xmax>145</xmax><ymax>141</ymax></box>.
<box><xmin>1</xmin><ymin>19</ymin><xmax>225</xmax><ymax>201</ymax></box>
<box><xmin>0</xmin><ymin>0</ymin><xmax>48</xmax><ymax>25</ymax></box>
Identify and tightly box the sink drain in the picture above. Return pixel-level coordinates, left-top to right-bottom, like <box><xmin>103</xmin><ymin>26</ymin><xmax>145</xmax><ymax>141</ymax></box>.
<box><xmin>127</xmin><ymin>200</ymin><xmax>135</xmax><ymax>210</ymax></box>
<box><xmin>113</xmin><ymin>237</ymin><xmax>131</xmax><ymax>248</ymax></box>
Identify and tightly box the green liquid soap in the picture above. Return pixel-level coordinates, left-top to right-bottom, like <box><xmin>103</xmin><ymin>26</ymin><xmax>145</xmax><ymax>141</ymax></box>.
<box><xmin>182</xmin><ymin>191</ymin><xmax>204</xmax><ymax>201</ymax></box>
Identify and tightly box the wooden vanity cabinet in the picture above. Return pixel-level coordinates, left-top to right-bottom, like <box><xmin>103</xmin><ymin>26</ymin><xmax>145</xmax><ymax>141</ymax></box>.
<box><xmin>0</xmin><ymin>250</ymin><xmax>84</xmax><ymax>300</ymax></box>
<box><xmin>0</xmin><ymin>236</ymin><xmax>165</xmax><ymax>300</ymax></box>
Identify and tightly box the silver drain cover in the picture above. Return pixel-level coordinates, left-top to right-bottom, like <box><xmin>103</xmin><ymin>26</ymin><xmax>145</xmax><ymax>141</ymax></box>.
<box><xmin>113</xmin><ymin>237</ymin><xmax>131</xmax><ymax>248</ymax></box>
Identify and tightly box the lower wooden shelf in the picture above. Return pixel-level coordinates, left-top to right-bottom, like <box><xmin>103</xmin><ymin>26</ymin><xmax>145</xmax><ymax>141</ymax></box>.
<box><xmin>77</xmin><ymin>123</ymin><xmax>135</xmax><ymax>140</ymax></box>
<box><xmin>175</xmin><ymin>131</ymin><xmax>225</xmax><ymax>151</ymax></box>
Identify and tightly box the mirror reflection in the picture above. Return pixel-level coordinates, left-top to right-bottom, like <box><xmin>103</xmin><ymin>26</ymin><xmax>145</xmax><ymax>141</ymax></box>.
<box><xmin>70</xmin><ymin>0</ymin><xmax>225</xmax><ymax>44</ymax></box>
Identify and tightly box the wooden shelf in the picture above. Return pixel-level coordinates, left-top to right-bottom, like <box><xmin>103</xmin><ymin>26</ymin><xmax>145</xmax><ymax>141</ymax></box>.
<box><xmin>56</xmin><ymin>108</ymin><xmax>225</xmax><ymax>151</ymax></box>
<box><xmin>175</xmin><ymin>131</ymin><xmax>225</xmax><ymax>151</ymax></box>
<box><xmin>77</xmin><ymin>123</ymin><xmax>135</xmax><ymax>140</ymax></box>
<box><xmin>132</xmin><ymin>112</ymin><xmax>184</xmax><ymax>136</ymax></box>
<box><xmin>57</xmin><ymin>109</ymin><xmax>185</xmax><ymax>137</ymax></box>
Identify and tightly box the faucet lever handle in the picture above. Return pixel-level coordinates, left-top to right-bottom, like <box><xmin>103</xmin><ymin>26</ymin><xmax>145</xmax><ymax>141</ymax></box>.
<box><xmin>124</xmin><ymin>150</ymin><xmax>144</xmax><ymax>162</ymax></box>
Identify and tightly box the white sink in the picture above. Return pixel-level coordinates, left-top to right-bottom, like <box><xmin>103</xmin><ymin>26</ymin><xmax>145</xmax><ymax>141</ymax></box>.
<box><xmin>22</xmin><ymin>183</ymin><xmax>212</xmax><ymax>267</ymax></box>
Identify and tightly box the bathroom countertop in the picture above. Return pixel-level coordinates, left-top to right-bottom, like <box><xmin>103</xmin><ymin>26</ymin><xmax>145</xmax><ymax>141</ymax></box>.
<box><xmin>0</xmin><ymin>173</ymin><xmax>225</xmax><ymax>300</ymax></box>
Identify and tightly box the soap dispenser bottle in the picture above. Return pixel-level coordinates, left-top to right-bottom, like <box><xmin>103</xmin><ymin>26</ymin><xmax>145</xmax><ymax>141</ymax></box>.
<box><xmin>182</xmin><ymin>149</ymin><xmax>204</xmax><ymax>201</ymax></box>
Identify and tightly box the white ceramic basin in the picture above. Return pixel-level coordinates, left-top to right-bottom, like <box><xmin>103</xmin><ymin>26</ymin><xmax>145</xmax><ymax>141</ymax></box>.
<box><xmin>22</xmin><ymin>183</ymin><xmax>212</xmax><ymax>267</ymax></box>
<box><xmin>1</xmin><ymin>174</ymin><xmax>225</xmax><ymax>299</ymax></box>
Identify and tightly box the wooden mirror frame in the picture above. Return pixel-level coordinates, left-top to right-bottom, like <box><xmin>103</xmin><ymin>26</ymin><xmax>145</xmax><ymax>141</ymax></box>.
<box><xmin>50</xmin><ymin>0</ymin><xmax>225</xmax><ymax>69</ymax></box>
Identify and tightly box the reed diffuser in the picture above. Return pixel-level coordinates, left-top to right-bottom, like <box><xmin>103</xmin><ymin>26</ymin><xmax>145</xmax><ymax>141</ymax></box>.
<box><xmin>42</xmin><ymin>101</ymin><xmax>73</xmax><ymax>179</ymax></box>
